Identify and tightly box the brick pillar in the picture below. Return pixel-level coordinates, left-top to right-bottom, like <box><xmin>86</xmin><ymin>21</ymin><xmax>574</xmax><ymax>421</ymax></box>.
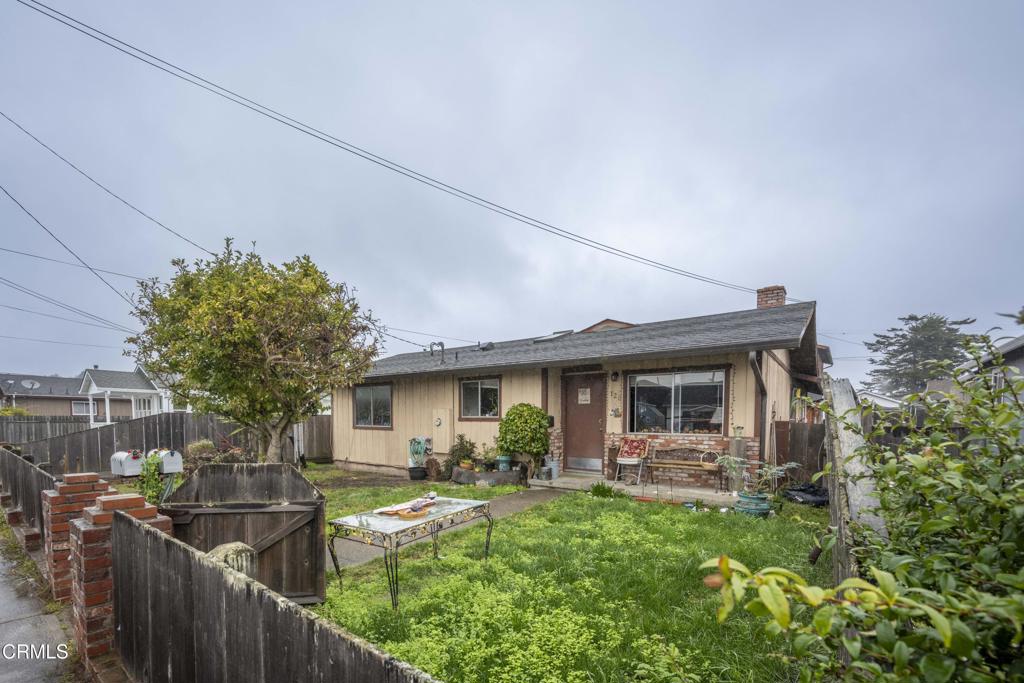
<box><xmin>70</xmin><ymin>493</ymin><xmax>172</xmax><ymax>666</ymax></box>
<box><xmin>41</xmin><ymin>473</ymin><xmax>118</xmax><ymax>601</ymax></box>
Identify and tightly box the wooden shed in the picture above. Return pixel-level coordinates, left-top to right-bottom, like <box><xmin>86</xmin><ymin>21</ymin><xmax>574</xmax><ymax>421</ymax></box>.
<box><xmin>160</xmin><ymin>463</ymin><xmax>326</xmax><ymax>604</ymax></box>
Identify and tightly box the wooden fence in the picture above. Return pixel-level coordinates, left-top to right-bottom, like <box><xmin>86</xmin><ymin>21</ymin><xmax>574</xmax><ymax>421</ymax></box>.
<box><xmin>18</xmin><ymin>413</ymin><xmax>333</xmax><ymax>476</ymax></box>
<box><xmin>0</xmin><ymin>415</ymin><xmax>130</xmax><ymax>447</ymax></box>
<box><xmin>0</xmin><ymin>447</ymin><xmax>56</xmax><ymax>539</ymax></box>
<box><xmin>111</xmin><ymin>513</ymin><xmax>438</xmax><ymax>683</ymax></box>
<box><xmin>162</xmin><ymin>464</ymin><xmax>326</xmax><ymax>604</ymax></box>
<box><xmin>775</xmin><ymin>421</ymin><xmax>827</xmax><ymax>482</ymax></box>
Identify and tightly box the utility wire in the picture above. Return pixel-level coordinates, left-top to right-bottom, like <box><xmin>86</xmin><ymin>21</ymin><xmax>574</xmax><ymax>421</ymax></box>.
<box><xmin>387</xmin><ymin>327</ymin><xmax>477</xmax><ymax>345</ymax></box>
<box><xmin>0</xmin><ymin>276</ymin><xmax>136</xmax><ymax>333</ymax></box>
<box><xmin>0</xmin><ymin>246</ymin><xmax>149</xmax><ymax>280</ymax></box>
<box><xmin>0</xmin><ymin>334</ymin><xmax>121</xmax><ymax>349</ymax></box>
<box><xmin>819</xmin><ymin>332</ymin><xmax>867</xmax><ymax>347</ymax></box>
<box><xmin>0</xmin><ymin>182</ymin><xmax>134</xmax><ymax>306</ymax></box>
<box><xmin>0</xmin><ymin>110</ymin><xmax>215</xmax><ymax>256</ymax></box>
<box><xmin>0</xmin><ymin>303</ymin><xmax>130</xmax><ymax>332</ymax></box>
<box><xmin>15</xmin><ymin>0</ymin><xmax>800</xmax><ymax>303</ymax></box>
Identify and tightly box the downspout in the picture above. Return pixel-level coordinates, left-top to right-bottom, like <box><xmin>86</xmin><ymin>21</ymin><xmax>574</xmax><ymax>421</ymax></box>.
<box><xmin>749</xmin><ymin>351</ymin><xmax>767</xmax><ymax>462</ymax></box>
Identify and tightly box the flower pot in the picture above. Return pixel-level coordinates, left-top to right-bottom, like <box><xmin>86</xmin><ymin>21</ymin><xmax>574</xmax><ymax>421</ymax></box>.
<box><xmin>496</xmin><ymin>455</ymin><xmax>513</xmax><ymax>472</ymax></box>
<box><xmin>459</xmin><ymin>461</ymin><xmax>474</xmax><ymax>470</ymax></box>
<box><xmin>735</xmin><ymin>491</ymin><xmax>771</xmax><ymax>517</ymax></box>
<box><xmin>408</xmin><ymin>466</ymin><xmax>427</xmax><ymax>481</ymax></box>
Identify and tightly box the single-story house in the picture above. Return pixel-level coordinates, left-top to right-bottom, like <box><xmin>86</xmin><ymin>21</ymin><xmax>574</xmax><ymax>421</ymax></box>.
<box><xmin>332</xmin><ymin>285</ymin><xmax>825</xmax><ymax>485</ymax></box>
<box><xmin>1</xmin><ymin>365</ymin><xmax>189</xmax><ymax>424</ymax></box>
<box><xmin>0</xmin><ymin>372</ymin><xmax>131</xmax><ymax>419</ymax></box>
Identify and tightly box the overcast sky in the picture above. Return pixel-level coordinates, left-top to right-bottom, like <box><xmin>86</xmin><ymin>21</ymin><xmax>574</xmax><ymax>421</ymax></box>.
<box><xmin>2</xmin><ymin>1</ymin><xmax>1022</xmax><ymax>385</ymax></box>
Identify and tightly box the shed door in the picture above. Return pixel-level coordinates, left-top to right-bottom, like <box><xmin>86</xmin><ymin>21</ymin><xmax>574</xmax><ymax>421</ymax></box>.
<box><xmin>563</xmin><ymin>373</ymin><xmax>606</xmax><ymax>471</ymax></box>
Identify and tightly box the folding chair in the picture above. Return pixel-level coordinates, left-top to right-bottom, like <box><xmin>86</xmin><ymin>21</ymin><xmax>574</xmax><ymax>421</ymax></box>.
<box><xmin>614</xmin><ymin>437</ymin><xmax>653</xmax><ymax>486</ymax></box>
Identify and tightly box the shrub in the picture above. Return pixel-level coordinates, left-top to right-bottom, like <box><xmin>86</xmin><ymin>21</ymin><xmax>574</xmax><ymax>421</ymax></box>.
<box><xmin>497</xmin><ymin>403</ymin><xmax>549</xmax><ymax>466</ymax></box>
<box><xmin>444</xmin><ymin>434</ymin><xmax>476</xmax><ymax>478</ymax></box>
<box><xmin>136</xmin><ymin>453</ymin><xmax>181</xmax><ymax>505</ymax></box>
<box><xmin>702</xmin><ymin>342</ymin><xmax>1024</xmax><ymax>682</ymax></box>
<box><xmin>589</xmin><ymin>482</ymin><xmax>628</xmax><ymax>499</ymax></box>
<box><xmin>0</xmin><ymin>406</ymin><xmax>30</xmax><ymax>417</ymax></box>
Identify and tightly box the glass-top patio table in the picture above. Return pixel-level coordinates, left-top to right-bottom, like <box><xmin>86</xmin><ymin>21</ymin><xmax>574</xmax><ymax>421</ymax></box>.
<box><xmin>327</xmin><ymin>497</ymin><xmax>493</xmax><ymax>610</ymax></box>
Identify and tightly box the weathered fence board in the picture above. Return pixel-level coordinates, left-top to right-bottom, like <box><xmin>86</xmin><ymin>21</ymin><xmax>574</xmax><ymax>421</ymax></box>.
<box><xmin>0</xmin><ymin>415</ymin><xmax>131</xmax><ymax>446</ymax></box>
<box><xmin>112</xmin><ymin>513</ymin><xmax>439</xmax><ymax>683</ymax></box>
<box><xmin>17</xmin><ymin>413</ymin><xmax>329</xmax><ymax>475</ymax></box>
<box><xmin>162</xmin><ymin>464</ymin><xmax>326</xmax><ymax>604</ymax></box>
<box><xmin>775</xmin><ymin>421</ymin><xmax>826</xmax><ymax>482</ymax></box>
<box><xmin>0</xmin><ymin>447</ymin><xmax>57</xmax><ymax>539</ymax></box>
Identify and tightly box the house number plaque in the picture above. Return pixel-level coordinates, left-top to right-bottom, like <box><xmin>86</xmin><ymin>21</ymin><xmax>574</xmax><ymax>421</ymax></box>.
<box><xmin>578</xmin><ymin>387</ymin><xmax>591</xmax><ymax>404</ymax></box>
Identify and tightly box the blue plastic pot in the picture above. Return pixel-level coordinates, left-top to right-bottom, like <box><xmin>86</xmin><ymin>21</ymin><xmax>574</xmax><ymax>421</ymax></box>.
<box><xmin>496</xmin><ymin>455</ymin><xmax>513</xmax><ymax>472</ymax></box>
<box><xmin>735</xmin><ymin>491</ymin><xmax>771</xmax><ymax>517</ymax></box>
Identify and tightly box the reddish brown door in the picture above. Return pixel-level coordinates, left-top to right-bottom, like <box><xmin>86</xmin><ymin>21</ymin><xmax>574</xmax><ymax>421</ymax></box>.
<box><xmin>563</xmin><ymin>373</ymin><xmax>606</xmax><ymax>471</ymax></box>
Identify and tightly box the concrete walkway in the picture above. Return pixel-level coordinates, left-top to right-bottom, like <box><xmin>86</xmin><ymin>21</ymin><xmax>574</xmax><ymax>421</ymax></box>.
<box><xmin>0</xmin><ymin>556</ymin><xmax>67</xmax><ymax>683</ymax></box>
<box><xmin>328</xmin><ymin>487</ymin><xmax>564</xmax><ymax>569</ymax></box>
<box><xmin>529</xmin><ymin>470</ymin><xmax>737</xmax><ymax>507</ymax></box>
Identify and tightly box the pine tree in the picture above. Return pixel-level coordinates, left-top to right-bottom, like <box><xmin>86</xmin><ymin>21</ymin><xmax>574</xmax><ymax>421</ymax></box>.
<box><xmin>862</xmin><ymin>314</ymin><xmax>974</xmax><ymax>397</ymax></box>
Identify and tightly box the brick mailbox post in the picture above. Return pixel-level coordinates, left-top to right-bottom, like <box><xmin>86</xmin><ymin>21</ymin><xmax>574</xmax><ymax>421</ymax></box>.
<box><xmin>69</xmin><ymin>492</ymin><xmax>172</xmax><ymax>672</ymax></box>
<box><xmin>41</xmin><ymin>473</ymin><xmax>119</xmax><ymax>601</ymax></box>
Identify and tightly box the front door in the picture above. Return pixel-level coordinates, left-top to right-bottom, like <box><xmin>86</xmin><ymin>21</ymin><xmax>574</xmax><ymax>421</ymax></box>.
<box><xmin>563</xmin><ymin>373</ymin><xmax>607</xmax><ymax>471</ymax></box>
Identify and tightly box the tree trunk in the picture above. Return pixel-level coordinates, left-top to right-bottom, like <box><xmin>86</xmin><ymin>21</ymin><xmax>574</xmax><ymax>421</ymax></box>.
<box><xmin>265</xmin><ymin>430</ymin><xmax>283</xmax><ymax>463</ymax></box>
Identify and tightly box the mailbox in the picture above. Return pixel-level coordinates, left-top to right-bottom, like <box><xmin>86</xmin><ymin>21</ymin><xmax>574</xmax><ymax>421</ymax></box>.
<box><xmin>110</xmin><ymin>450</ymin><xmax>145</xmax><ymax>477</ymax></box>
<box><xmin>147</xmin><ymin>448</ymin><xmax>183</xmax><ymax>474</ymax></box>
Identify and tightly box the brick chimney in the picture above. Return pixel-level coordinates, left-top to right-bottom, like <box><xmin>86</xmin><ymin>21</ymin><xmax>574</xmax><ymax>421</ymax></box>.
<box><xmin>756</xmin><ymin>285</ymin><xmax>787</xmax><ymax>309</ymax></box>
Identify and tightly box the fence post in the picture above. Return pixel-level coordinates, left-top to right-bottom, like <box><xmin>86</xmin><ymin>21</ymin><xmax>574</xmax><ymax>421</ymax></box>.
<box><xmin>41</xmin><ymin>473</ymin><xmax>117</xmax><ymax>601</ymax></box>
<box><xmin>70</xmin><ymin>492</ymin><xmax>172</xmax><ymax>674</ymax></box>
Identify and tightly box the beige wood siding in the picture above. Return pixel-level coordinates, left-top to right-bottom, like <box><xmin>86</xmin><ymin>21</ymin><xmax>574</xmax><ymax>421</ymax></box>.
<box><xmin>332</xmin><ymin>368</ymin><xmax>544</xmax><ymax>469</ymax></box>
<box><xmin>12</xmin><ymin>396</ymin><xmax>132</xmax><ymax>418</ymax></box>
<box><xmin>763</xmin><ymin>349</ymin><xmax>793</xmax><ymax>424</ymax></box>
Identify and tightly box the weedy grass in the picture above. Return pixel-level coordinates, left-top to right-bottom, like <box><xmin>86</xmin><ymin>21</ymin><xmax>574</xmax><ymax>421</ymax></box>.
<box><xmin>314</xmin><ymin>493</ymin><xmax>829</xmax><ymax>683</ymax></box>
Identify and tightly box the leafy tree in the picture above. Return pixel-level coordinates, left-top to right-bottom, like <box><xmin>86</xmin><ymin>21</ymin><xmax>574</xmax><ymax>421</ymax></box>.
<box><xmin>128</xmin><ymin>242</ymin><xmax>381</xmax><ymax>463</ymax></box>
<box><xmin>496</xmin><ymin>403</ymin><xmax>550</xmax><ymax>473</ymax></box>
<box><xmin>703</xmin><ymin>341</ymin><xmax>1024</xmax><ymax>682</ymax></box>
<box><xmin>862</xmin><ymin>314</ymin><xmax>974</xmax><ymax>396</ymax></box>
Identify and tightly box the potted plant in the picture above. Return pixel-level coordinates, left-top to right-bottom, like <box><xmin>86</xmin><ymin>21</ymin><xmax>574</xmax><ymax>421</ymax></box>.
<box><xmin>408</xmin><ymin>437</ymin><xmax>429</xmax><ymax>480</ymax></box>
<box><xmin>496</xmin><ymin>403</ymin><xmax>550</xmax><ymax>481</ymax></box>
<box><xmin>735</xmin><ymin>462</ymin><xmax>801</xmax><ymax>517</ymax></box>
<box><xmin>449</xmin><ymin>434</ymin><xmax>477</xmax><ymax>474</ymax></box>
<box><xmin>479</xmin><ymin>440</ymin><xmax>499</xmax><ymax>471</ymax></box>
<box><xmin>715</xmin><ymin>453</ymin><xmax>748</xmax><ymax>494</ymax></box>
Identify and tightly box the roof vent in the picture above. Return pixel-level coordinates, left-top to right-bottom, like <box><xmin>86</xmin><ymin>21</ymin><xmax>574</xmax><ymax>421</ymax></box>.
<box><xmin>478</xmin><ymin>342</ymin><xmax>495</xmax><ymax>351</ymax></box>
<box><xmin>532</xmin><ymin>330</ymin><xmax>573</xmax><ymax>343</ymax></box>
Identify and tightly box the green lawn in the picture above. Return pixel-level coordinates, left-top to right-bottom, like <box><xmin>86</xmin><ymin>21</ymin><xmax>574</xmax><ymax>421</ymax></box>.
<box><xmin>314</xmin><ymin>493</ymin><xmax>829</xmax><ymax>683</ymax></box>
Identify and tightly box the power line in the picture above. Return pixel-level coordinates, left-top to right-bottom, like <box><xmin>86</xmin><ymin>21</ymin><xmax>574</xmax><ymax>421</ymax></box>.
<box><xmin>0</xmin><ymin>182</ymin><xmax>134</xmax><ymax>306</ymax></box>
<box><xmin>0</xmin><ymin>303</ymin><xmax>130</xmax><ymax>332</ymax></box>
<box><xmin>0</xmin><ymin>246</ymin><xmax>149</xmax><ymax>280</ymax></box>
<box><xmin>15</xmin><ymin>0</ymin><xmax>801</xmax><ymax>303</ymax></box>
<box><xmin>0</xmin><ymin>110</ymin><xmax>216</xmax><ymax>256</ymax></box>
<box><xmin>388</xmin><ymin>327</ymin><xmax>477</xmax><ymax>345</ymax></box>
<box><xmin>0</xmin><ymin>334</ymin><xmax>121</xmax><ymax>349</ymax></box>
<box><xmin>819</xmin><ymin>332</ymin><xmax>867</xmax><ymax>347</ymax></box>
<box><xmin>0</xmin><ymin>276</ymin><xmax>136</xmax><ymax>333</ymax></box>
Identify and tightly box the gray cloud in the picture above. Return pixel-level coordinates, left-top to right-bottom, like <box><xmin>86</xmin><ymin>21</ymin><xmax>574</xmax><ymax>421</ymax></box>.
<box><xmin>1</xmin><ymin>1</ymin><xmax>1021</xmax><ymax>382</ymax></box>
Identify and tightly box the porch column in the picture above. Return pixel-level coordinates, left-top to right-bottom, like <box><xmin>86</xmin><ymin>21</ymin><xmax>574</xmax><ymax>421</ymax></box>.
<box><xmin>88</xmin><ymin>395</ymin><xmax>95</xmax><ymax>428</ymax></box>
<box><xmin>104</xmin><ymin>391</ymin><xmax>111</xmax><ymax>424</ymax></box>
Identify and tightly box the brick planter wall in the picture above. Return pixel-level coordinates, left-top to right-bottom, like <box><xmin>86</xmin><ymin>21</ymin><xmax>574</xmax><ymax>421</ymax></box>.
<box><xmin>70</xmin><ymin>492</ymin><xmax>172</xmax><ymax>673</ymax></box>
<box><xmin>604</xmin><ymin>433</ymin><xmax>760</xmax><ymax>487</ymax></box>
<box><xmin>547</xmin><ymin>427</ymin><xmax>563</xmax><ymax>463</ymax></box>
<box><xmin>41</xmin><ymin>473</ymin><xmax>118</xmax><ymax>601</ymax></box>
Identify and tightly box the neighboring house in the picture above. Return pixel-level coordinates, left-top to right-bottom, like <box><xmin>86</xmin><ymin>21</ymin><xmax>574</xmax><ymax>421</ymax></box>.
<box><xmin>1</xmin><ymin>365</ymin><xmax>191</xmax><ymax>424</ymax></box>
<box><xmin>79</xmin><ymin>366</ymin><xmax>189</xmax><ymax>426</ymax></box>
<box><xmin>332</xmin><ymin>285</ymin><xmax>824</xmax><ymax>479</ymax></box>
<box><xmin>925</xmin><ymin>332</ymin><xmax>1024</xmax><ymax>400</ymax></box>
<box><xmin>0</xmin><ymin>372</ymin><xmax>131</xmax><ymax>419</ymax></box>
<box><xmin>858</xmin><ymin>390</ymin><xmax>904</xmax><ymax>410</ymax></box>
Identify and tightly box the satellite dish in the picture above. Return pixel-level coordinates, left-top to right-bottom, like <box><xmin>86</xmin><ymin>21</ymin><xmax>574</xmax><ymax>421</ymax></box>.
<box><xmin>20</xmin><ymin>379</ymin><xmax>41</xmax><ymax>390</ymax></box>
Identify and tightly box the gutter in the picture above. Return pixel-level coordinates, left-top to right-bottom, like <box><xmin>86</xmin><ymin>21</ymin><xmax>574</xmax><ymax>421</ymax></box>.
<box><xmin>749</xmin><ymin>351</ymin><xmax>767</xmax><ymax>462</ymax></box>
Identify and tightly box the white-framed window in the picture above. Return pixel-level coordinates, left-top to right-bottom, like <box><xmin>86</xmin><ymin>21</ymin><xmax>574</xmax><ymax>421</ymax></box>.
<box><xmin>354</xmin><ymin>384</ymin><xmax>392</xmax><ymax>428</ymax></box>
<box><xmin>627</xmin><ymin>370</ymin><xmax>725</xmax><ymax>434</ymax></box>
<box><xmin>460</xmin><ymin>378</ymin><xmax>500</xmax><ymax>419</ymax></box>
<box><xmin>72</xmin><ymin>401</ymin><xmax>98</xmax><ymax>416</ymax></box>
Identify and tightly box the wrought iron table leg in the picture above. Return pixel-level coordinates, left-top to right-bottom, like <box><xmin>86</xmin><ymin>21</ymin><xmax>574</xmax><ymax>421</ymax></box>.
<box><xmin>383</xmin><ymin>545</ymin><xmax>400</xmax><ymax>610</ymax></box>
<box><xmin>430</xmin><ymin>523</ymin><xmax>440</xmax><ymax>560</ymax></box>
<box><xmin>483</xmin><ymin>512</ymin><xmax>494</xmax><ymax>560</ymax></box>
<box><xmin>328</xmin><ymin>533</ymin><xmax>342</xmax><ymax>588</ymax></box>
